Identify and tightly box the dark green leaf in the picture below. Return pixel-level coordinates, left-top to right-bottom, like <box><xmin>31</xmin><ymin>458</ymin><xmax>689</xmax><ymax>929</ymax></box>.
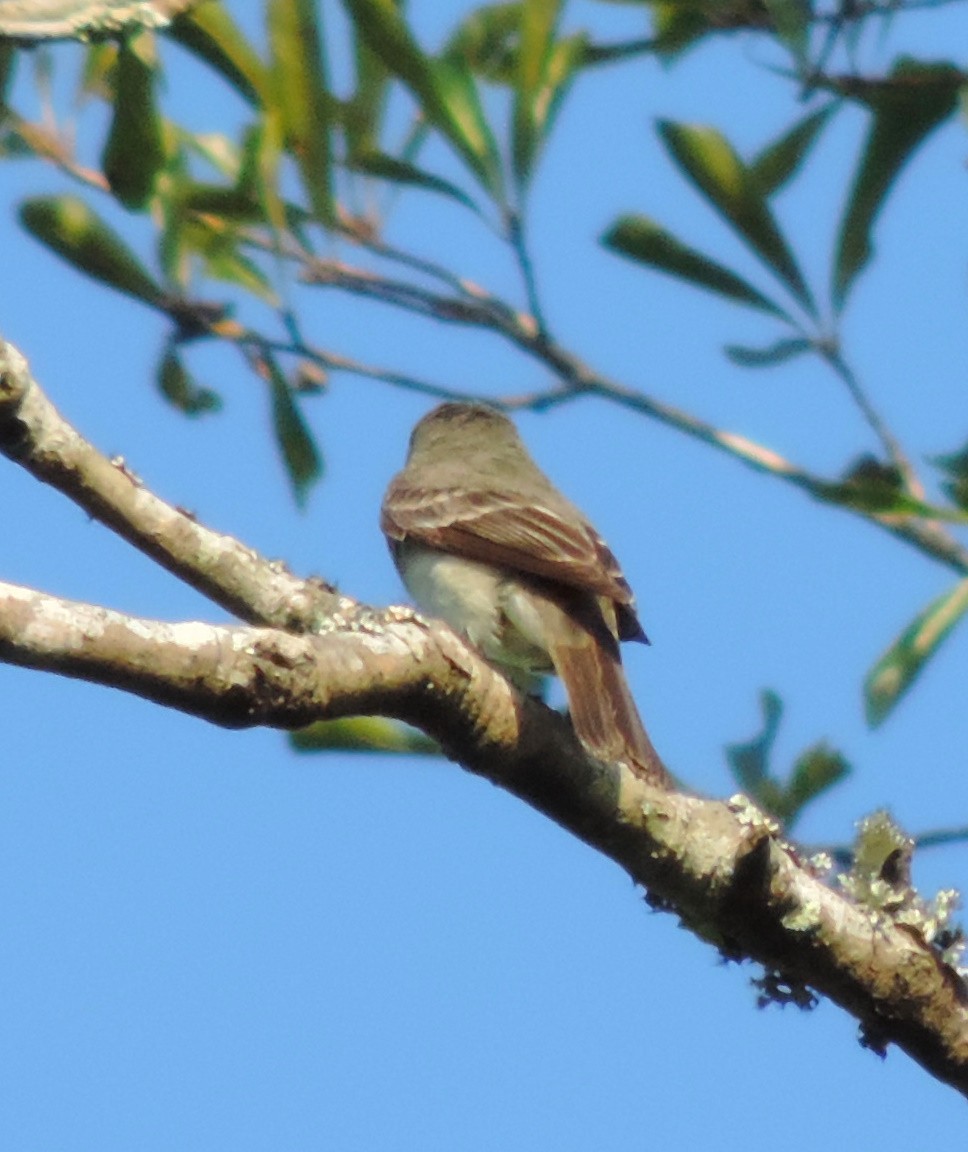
<box><xmin>79</xmin><ymin>40</ymin><xmax>116</xmax><ymax>102</ymax></box>
<box><xmin>0</xmin><ymin>128</ymin><xmax>34</xmax><ymax>158</ymax></box>
<box><xmin>649</xmin><ymin>1</ymin><xmax>711</xmax><ymax>58</ymax></box>
<box><xmin>102</xmin><ymin>34</ymin><xmax>166</xmax><ymax>210</ymax></box>
<box><xmin>157</xmin><ymin>347</ymin><xmax>222</xmax><ymax>415</ymax></box>
<box><xmin>344</xmin><ymin>18</ymin><xmax>391</xmax><ymax>158</ymax></box>
<box><xmin>726</xmin><ymin>693</ymin><xmax>849</xmax><ymax>826</ymax></box>
<box><xmin>513</xmin><ymin>0</ymin><xmax>556</xmax><ymax>185</ymax></box>
<box><xmin>512</xmin><ymin>0</ymin><xmax>582</xmax><ymax>189</ymax></box>
<box><xmin>825</xmin><ymin>454</ymin><xmax>904</xmax><ymax>513</ymax></box>
<box><xmin>931</xmin><ymin>439</ymin><xmax>968</xmax><ymax>511</ymax></box>
<box><xmin>762</xmin><ymin>0</ymin><xmax>810</xmax><ymax>62</ymax></box>
<box><xmin>431</xmin><ymin>53</ymin><xmax>505</xmax><ymax>198</ymax></box>
<box><xmin>291</xmin><ymin>717</ymin><xmax>439</xmax><ymax>754</ymax></box>
<box><xmin>783</xmin><ymin>743</ymin><xmax>850</xmax><ymax>825</ymax></box>
<box><xmin>445</xmin><ymin>2</ymin><xmax>519</xmax><ymax>83</ymax></box>
<box><xmin>0</xmin><ymin>42</ymin><xmax>16</xmax><ymax>104</ymax></box>
<box><xmin>725</xmin><ymin>689</ymin><xmax>783</xmax><ymax>793</ymax></box>
<box><xmin>265</xmin><ymin>353</ymin><xmax>323</xmax><ymax>505</ymax></box>
<box><xmin>179</xmin><ymin>215</ymin><xmax>277</xmax><ymax>301</ymax></box>
<box><xmin>179</xmin><ymin>182</ymin><xmax>263</xmax><ymax>221</ymax></box>
<box><xmin>268</xmin><ymin>0</ymin><xmax>336</xmax><ymax>227</ymax></box>
<box><xmin>20</xmin><ymin>195</ymin><xmax>166</xmax><ymax>307</ymax></box>
<box><xmin>351</xmin><ymin>150</ymin><xmax>480</xmax><ymax>211</ymax></box>
<box><xmin>865</xmin><ymin>578</ymin><xmax>968</xmax><ymax>727</ymax></box>
<box><xmin>725</xmin><ymin>336</ymin><xmax>811</xmax><ymax>368</ymax></box>
<box><xmin>169</xmin><ymin>2</ymin><xmax>268</xmax><ymax>106</ymax></box>
<box><xmin>341</xmin><ymin>0</ymin><xmax>439</xmax><ymax>110</ymax></box>
<box><xmin>658</xmin><ymin>119</ymin><xmax>815</xmax><ymax>315</ymax></box>
<box><xmin>250</xmin><ymin>108</ymin><xmax>288</xmax><ymax>240</ymax></box>
<box><xmin>604</xmin><ymin>215</ymin><xmax>790</xmax><ymax>318</ymax></box>
<box><xmin>750</xmin><ymin>104</ymin><xmax>836</xmax><ymax>198</ymax></box>
<box><xmin>833</xmin><ymin>59</ymin><xmax>961</xmax><ymax>309</ymax></box>
<box><xmin>343</xmin><ymin>0</ymin><xmax>504</xmax><ymax>200</ymax></box>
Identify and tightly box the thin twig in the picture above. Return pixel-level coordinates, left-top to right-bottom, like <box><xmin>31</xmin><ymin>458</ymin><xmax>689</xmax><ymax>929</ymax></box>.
<box><xmin>293</xmin><ymin>252</ymin><xmax>968</xmax><ymax>573</ymax></box>
<box><xmin>582</xmin><ymin>0</ymin><xmax>968</xmax><ymax>65</ymax></box>
<box><xmin>3</xmin><ymin>111</ymin><xmax>109</xmax><ymax>191</ymax></box>
<box><xmin>507</xmin><ymin>210</ymin><xmax>548</xmax><ymax>338</ymax></box>
<box><xmin>231</xmin><ymin>327</ymin><xmax>468</xmax><ymax>404</ymax></box>
<box><xmin>225</xmin><ymin>241</ymin><xmax>968</xmax><ymax>576</ymax></box>
<box><xmin>0</xmin><ymin>339</ymin><xmax>344</xmax><ymax>629</ymax></box>
<box><xmin>822</xmin><ymin>345</ymin><xmax>920</xmax><ymax>491</ymax></box>
<box><xmin>302</xmin><ymin>256</ymin><xmax>530</xmax><ymax>332</ymax></box>
<box><xmin>349</xmin><ymin>231</ymin><xmax>486</xmax><ymax>301</ymax></box>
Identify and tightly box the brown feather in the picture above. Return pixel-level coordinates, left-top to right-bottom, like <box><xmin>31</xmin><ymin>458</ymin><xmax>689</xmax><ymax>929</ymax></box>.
<box><xmin>382</xmin><ymin>479</ymin><xmax>646</xmax><ymax>643</ymax></box>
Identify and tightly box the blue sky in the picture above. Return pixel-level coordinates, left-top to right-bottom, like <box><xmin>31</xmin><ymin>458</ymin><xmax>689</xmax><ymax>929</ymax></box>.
<box><xmin>3</xmin><ymin>1</ymin><xmax>968</xmax><ymax>1145</ymax></box>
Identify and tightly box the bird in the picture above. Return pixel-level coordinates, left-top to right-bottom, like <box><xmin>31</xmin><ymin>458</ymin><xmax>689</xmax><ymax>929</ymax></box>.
<box><xmin>381</xmin><ymin>401</ymin><xmax>664</xmax><ymax>782</ymax></box>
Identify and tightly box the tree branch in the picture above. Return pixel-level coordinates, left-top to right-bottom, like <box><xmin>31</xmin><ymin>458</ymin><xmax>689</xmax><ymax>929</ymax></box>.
<box><xmin>0</xmin><ymin>0</ymin><xmax>196</xmax><ymax>41</ymax></box>
<box><xmin>1</xmin><ymin>576</ymin><xmax>967</xmax><ymax>1096</ymax></box>
<box><xmin>2</xmin><ymin>338</ymin><xmax>966</xmax><ymax>1093</ymax></box>
<box><xmin>295</xmin><ymin>254</ymin><xmax>968</xmax><ymax>576</ymax></box>
<box><xmin>0</xmin><ymin>339</ymin><xmax>343</xmax><ymax>629</ymax></box>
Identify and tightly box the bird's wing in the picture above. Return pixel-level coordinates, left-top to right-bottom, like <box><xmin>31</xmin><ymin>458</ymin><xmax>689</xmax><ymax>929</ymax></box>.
<box><xmin>381</xmin><ymin>480</ymin><xmax>639</xmax><ymax>616</ymax></box>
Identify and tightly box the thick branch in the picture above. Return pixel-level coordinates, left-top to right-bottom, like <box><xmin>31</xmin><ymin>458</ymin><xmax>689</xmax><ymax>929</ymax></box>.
<box><xmin>0</xmin><ymin>0</ymin><xmax>195</xmax><ymax>40</ymax></box>
<box><xmin>3</xmin><ymin>336</ymin><xmax>968</xmax><ymax>1094</ymax></box>
<box><xmin>0</xmin><ymin>340</ymin><xmax>343</xmax><ymax>630</ymax></box>
<box><xmin>1</xmin><ymin>578</ymin><xmax>967</xmax><ymax>1096</ymax></box>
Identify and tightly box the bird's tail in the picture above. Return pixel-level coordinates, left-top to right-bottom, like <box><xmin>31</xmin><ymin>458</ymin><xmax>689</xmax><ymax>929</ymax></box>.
<box><xmin>550</xmin><ymin>636</ymin><xmax>668</xmax><ymax>787</ymax></box>
<box><xmin>502</xmin><ymin>581</ymin><xmax>670</xmax><ymax>787</ymax></box>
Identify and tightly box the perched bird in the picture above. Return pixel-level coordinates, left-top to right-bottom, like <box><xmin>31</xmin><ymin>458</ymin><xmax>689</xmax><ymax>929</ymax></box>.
<box><xmin>382</xmin><ymin>402</ymin><xmax>663</xmax><ymax>781</ymax></box>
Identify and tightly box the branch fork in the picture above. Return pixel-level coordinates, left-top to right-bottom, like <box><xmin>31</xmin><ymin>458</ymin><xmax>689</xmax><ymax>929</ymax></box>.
<box><xmin>3</xmin><ymin>336</ymin><xmax>968</xmax><ymax>1097</ymax></box>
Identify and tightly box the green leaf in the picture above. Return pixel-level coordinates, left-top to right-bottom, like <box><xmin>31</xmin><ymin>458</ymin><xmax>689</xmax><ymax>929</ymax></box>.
<box><xmin>251</xmin><ymin>109</ymin><xmax>289</xmax><ymax>240</ymax></box>
<box><xmin>818</xmin><ymin>453</ymin><xmax>968</xmax><ymax>522</ymax></box>
<box><xmin>750</xmin><ymin>104</ymin><xmax>836</xmax><ymax>198</ymax></box>
<box><xmin>168</xmin><ymin>2</ymin><xmax>268</xmax><ymax>106</ymax></box>
<box><xmin>291</xmin><ymin>717</ymin><xmax>439</xmax><ymax>754</ymax></box>
<box><xmin>865</xmin><ymin>578</ymin><xmax>968</xmax><ymax>727</ymax></box>
<box><xmin>79</xmin><ymin>40</ymin><xmax>116</xmax><ymax>102</ymax></box>
<box><xmin>725</xmin><ymin>336</ymin><xmax>811</xmax><ymax>368</ymax></box>
<box><xmin>19</xmin><ymin>195</ymin><xmax>166</xmax><ymax>308</ymax></box>
<box><xmin>648</xmin><ymin>1</ymin><xmax>710</xmax><ymax>59</ymax></box>
<box><xmin>603</xmin><ymin>215</ymin><xmax>790</xmax><ymax>318</ymax></box>
<box><xmin>725</xmin><ymin>689</ymin><xmax>783</xmax><ymax>794</ymax></box>
<box><xmin>833</xmin><ymin>59</ymin><xmax>961</xmax><ymax>310</ymax></box>
<box><xmin>179</xmin><ymin>182</ymin><xmax>263</xmax><ymax>221</ymax></box>
<box><xmin>826</xmin><ymin>454</ymin><xmax>904</xmax><ymax>513</ymax></box>
<box><xmin>344</xmin><ymin>18</ymin><xmax>391</xmax><ymax>159</ymax></box>
<box><xmin>0</xmin><ymin>128</ymin><xmax>34</xmax><ymax>159</ymax></box>
<box><xmin>268</xmin><ymin>0</ymin><xmax>336</xmax><ymax>227</ymax></box>
<box><xmin>931</xmin><ymin>439</ymin><xmax>968</xmax><ymax>511</ymax></box>
<box><xmin>513</xmin><ymin>0</ymin><xmax>557</xmax><ymax>185</ymax></box>
<box><xmin>432</xmin><ymin>53</ymin><xmax>505</xmax><ymax>198</ymax></box>
<box><xmin>726</xmin><ymin>693</ymin><xmax>849</xmax><ymax>826</ymax></box>
<box><xmin>513</xmin><ymin>0</ymin><xmax>582</xmax><ymax>189</ymax></box>
<box><xmin>445</xmin><ymin>2</ymin><xmax>519</xmax><ymax>83</ymax></box>
<box><xmin>0</xmin><ymin>42</ymin><xmax>17</xmax><ymax>104</ymax></box>
<box><xmin>157</xmin><ymin>347</ymin><xmax>222</xmax><ymax>415</ymax></box>
<box><xmin>657</xmin><ymin>119</ymin><xmax>815</xmax><ymax>315</ymax></box>
<box><xmin>783</xmin><ymin>743</ymin><xmax>850</xmax><ymax>826</ymax></box>
<box><xmin>265</xmin><ymin>353</ymin><xmax>323</xmax><ymax>505</ymax></box>
<box><xmin>180</xmin><ymin>215</ymin><xmax>277</xmax><ymax>301</ymax></box>
<box><xmin>102</xmin><ymin>34</ymin><xmax>166</xmax><ymax>210</ymax></box>
<box><xmin>343</xmin><ymin>0</ymin><xmax>504</xmax><ymax>200</ymax></box>
<box><xmin>351</xmin><ymin>150</ymin><xmax>480</xmax><ymax>212</ymax></box>
<box><xmin>762</xmin><ymin>0</ymin><xmax>810</xmax><ymax>62</ymax></box>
